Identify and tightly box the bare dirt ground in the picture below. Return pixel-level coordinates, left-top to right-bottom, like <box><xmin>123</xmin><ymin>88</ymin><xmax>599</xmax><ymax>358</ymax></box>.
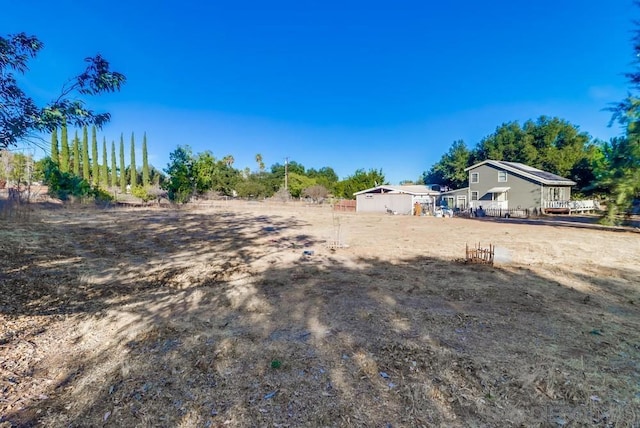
<box><xmin>1</xmin><ymin>201</ymin><xmax>639</xmax><ymax>427</ymax></box>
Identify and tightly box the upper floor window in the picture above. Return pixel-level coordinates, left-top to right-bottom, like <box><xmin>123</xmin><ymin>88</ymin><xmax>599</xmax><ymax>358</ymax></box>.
<box><xmin>498</xmin><ymin>171</ymin><xmax>508</xmax><ymax>182</ymax></box>
<box><xmin>470</xmin><ymin>172</ymin><xmax>479</xmax><ymax>183</ymax></box>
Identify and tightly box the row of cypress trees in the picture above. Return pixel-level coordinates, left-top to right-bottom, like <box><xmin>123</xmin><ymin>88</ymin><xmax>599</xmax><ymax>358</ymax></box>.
<box><xmin>50</xmin><ymin>124</ymin><xmax>150</xmax><ymax>192</ymax></box>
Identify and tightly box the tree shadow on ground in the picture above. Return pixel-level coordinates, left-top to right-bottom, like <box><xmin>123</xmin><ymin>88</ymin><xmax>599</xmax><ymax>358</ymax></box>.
<box><xmin>1</xmin><ymin>207</ymin><xmax>639</xmax><ymax>427</ymax></box>
<box><xmin>0</xmin><ymin>208</ymin><xmax>315</xmax><ymax>318</ymax></box>
<box><xmin>477</xmin><ymin>215</ymin><xmax>640</xmax><ymax>233</ymax></box>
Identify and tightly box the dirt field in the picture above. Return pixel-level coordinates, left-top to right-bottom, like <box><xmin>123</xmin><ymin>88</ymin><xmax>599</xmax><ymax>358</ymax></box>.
<box><xmin>1</xmin><ymin>202</ymin><xmax>639</xmax><ymax>427</ymax></box>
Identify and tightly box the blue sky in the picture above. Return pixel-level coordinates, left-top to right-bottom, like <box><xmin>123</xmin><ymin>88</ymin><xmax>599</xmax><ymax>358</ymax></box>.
<box><xmin>3</xmin><ymin>0</ymin><xmax>636</xmax><ymax>184</ymax></box>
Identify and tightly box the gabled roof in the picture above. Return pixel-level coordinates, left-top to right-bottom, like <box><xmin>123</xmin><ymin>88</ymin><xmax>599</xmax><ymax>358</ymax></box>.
<box><xmin>465</xmin><ymin>160</ymin><xmax>576</xmax><ymax>186</ymax></box>
<box><xmin>353</xmin><ymin>185</ymin><xmax>440</xmax><ymax>196</ymax></box>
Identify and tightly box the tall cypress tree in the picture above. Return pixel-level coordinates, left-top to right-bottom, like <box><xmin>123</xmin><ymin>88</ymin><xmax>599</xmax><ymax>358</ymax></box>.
<box><xmin>91</xmin><ymin>126</ymin><xmax>99</xmax><ymax>186</ymax></box>
<box><xmin>142</xmin><ymin>132</ymin><xmax>150</xmax><ymax>187</ymax></box>
<box><xmin>60</xmin><ymin>123</ymin><xmax>70</xmax><ymax>173</ymax></box>
<box><xmin>82</xmin><ymin>126</ymin><xmax>90</xmax><ymax>180</ymax></box>
<box><xmin>101</xmin><ymin>137</ymin><xmax>109</xmax><ymax>188</ymax></box>
<box><xmin>130</xmin><ymin>132</ymin><xmax>137</xmax><ymax>188</ymax></box>
<box><xmin>111</xmin><ymin>141</ymin><xmax>117</xmax><ymax>189</ymax></box>
<box><xmin>50</xmin><ymin>129</ymin><xmax>59</xmax><ymax>165</ymax></box>
<box><xmin>72</xmin><ymin>131</ymin><xmax>80</xmax><ymax>176</ymax></box>
<box><xmin>119</xmin><ymin>134</ymin><xmax>126</xmax><ymax>192</ymax></box>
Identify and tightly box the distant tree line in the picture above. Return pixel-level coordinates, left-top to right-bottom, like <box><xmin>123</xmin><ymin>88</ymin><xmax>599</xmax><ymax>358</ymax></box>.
<box><xmin>162</xmin><ymin>146</ymin><xmax>387</xmax><ymax>203</ymax></box>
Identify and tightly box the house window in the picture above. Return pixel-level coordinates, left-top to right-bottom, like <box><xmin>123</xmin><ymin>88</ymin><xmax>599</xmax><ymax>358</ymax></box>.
<box><xmin>471</xmin><ymin>191</ymin><xmax>479</xmax><ymax>201</ymax></box>
<box><xmin>498</xmin><ymin>171</ymin><xmax>508</xmax><ymax>182</ymax></box>
<box><xmin>493</xmin><ymin>192</ymin><xmax>507</xmax><ymax>202</ymax></box>
<box><xmin>470</xmin><ymin>173</ymin><xmax>479</xmax><ymax>183</ymax></box>
<box><xmin>548</xmin><ymin>187</ymin><xmax>565</xmax><ymax>201</ymax></box>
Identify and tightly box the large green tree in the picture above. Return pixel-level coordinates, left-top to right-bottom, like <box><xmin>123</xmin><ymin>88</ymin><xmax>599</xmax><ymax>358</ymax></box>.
<box><xmin>603</xmin><ymin>7</ymin><xmax>640</xmax><ymax>223</ymax></box>
<box><xmin>0</xmin><ymin>33</ymin><xmax>125</xmax><ymax>149</ymax></box>
<box><xmin>307</xmin><ymin>166</ymin><xmax>339</xmax><ymax>192</ymax></box>
<box><xmin>192</xmin><ymin>151</ymin><xmax>217</xmax><ymax>194</ymax></box>
<box><xmin>163</xmin><ymin>146</ymin><xmax>195</xmax><ymax>203</ymax></box>
<box><xmin>271</xmin><ymin>160</ymin><xmax>305</xmax><ymax>178</ymax></box>
<box><xmin>286</xmin><ymin>172</ymin><xmax>316</xmax><ymax>198</ymax></box>
<box><xmin>193</xmin><ymin>151</ymin><xmax>241</xmax><ymax>197</ymax></box>
<box><xmin>334</xmin><ymin>168</ymin><xmax>386</xmax><ymax>199</ymax></box>
<box><xmin>473</xmin><ymin>117</ymin><xmax>593</xmax><ymax>180</ymax></box>
<box><xmin>235</xmin><ymin>174</ymin><xmax>270</xmax><ymax>198</ymax></box>
<box><xmin>424</xmin><ymin>117</ymin><xmax>597</xmax><ymax>191</ymax></box>
<box><xmin>422</xmin><ymin>140</ymin><xmax>471</xmax><ymax>189</ymax></box>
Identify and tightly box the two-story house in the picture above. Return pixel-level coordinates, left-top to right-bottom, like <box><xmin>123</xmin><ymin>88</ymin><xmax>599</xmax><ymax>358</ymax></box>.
<box><xmin>464</xmin><ymin>160</ymin><xmax>576</xmax><ymax>211</ymax></box>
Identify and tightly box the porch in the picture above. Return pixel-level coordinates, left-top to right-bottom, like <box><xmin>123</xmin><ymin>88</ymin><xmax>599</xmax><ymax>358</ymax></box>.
<box><xmin>543</xmin><ymin>200</ymin><xmax>601</xmax><ymax>214</ymax></box>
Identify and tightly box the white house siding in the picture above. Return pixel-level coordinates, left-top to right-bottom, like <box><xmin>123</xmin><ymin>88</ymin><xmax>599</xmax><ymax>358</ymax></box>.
<box><xmin>355</xmin><ymin>193</ymin><xmax>413</xmax><ymax>214</ymax></box>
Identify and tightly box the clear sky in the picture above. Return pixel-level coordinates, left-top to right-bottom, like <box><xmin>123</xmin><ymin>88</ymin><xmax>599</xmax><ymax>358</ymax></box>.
<box><xmin>3</xmin><ymin>1</ymin><xmax>636</xmax><ymax>184</ymax></box>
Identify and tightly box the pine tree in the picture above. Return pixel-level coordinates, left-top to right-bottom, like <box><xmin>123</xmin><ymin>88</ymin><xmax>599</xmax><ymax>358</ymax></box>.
<box><xmin>142</xmin><ymin>132</ymin><xmax>150</xmax><ymax>187</ymax></box>
<box><xmin>72</xmin><ymin>131</ymin><xmax>80</xmax><ymax>176</ymax></box>
<box><xmin>119</xmin><ymin>134</ymin><xmax>126</xmax><ymax>192</ymax></box>
<box><xmin>130</xmin><ymin>132</ymin><xmax>137</xmax><ymax>188</ymax></box>
<box><xmin>50</xmin><ymin>129</ymin><xmax>59</xmax><ymax>165</ymax></box>
<box><xmin>111</xmin><ymin>141</ymin><xmax>117</xmax><ymax>189</ymax></box>
<box><xmin>91</xmin><ymin>126</ymin><xmax>99</xmax><ymax>186</ymax></box>
<box><xmin>82</xmin><ymin>126</ymin><xmax>90</xmax><ymax>180</ymax></box>
<box><xmin>60</xmin><ymin>123</ymin><xmax>70</xmax><ymax>173</ymax></box>
<box><xmin>101</xmin><ymin>137</ymin><xmax>109</xmax><ymax>188</ymax></box>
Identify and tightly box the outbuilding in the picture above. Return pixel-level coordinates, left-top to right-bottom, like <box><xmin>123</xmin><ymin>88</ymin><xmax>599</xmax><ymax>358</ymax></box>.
<box><xmin>354</xmin><ymin>185</ymin><xmax>440</xmax><ymax>214</ymax></box>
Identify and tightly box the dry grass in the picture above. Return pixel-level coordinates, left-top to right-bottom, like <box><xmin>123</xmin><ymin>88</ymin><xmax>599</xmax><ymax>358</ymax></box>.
<box><xmin>1</xmin><ymin>201</ymin><xmax>639</xmax><ymax>427</ymax></box>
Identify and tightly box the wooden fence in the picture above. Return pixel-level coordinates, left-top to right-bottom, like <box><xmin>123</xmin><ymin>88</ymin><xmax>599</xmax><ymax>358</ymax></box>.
<box><xmin>333</xmin><ymin>200</ymin><xmax>356</xmax><ymax>212</ymax></box>
<box><xmin>465</xmin><ymin>243</ymin><xmax>494</xmax><ymax>265</ymax></box>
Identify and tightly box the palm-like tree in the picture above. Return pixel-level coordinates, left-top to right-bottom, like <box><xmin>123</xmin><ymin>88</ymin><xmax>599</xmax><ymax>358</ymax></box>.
<box><xmin>255</xmin><ymin>153</ymin><xmax>265</xmax><ymax>172</ymax></box>
<box><xmin>223</xmin><ymin>155</ymin><xmax>234</xmax><ymax>167</ymax></box>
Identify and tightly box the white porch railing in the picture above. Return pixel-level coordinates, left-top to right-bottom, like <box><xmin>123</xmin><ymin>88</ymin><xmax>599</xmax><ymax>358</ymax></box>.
<box><xmin>469</xmin><ymin>201</ymin><xmax>508</xmax><ymax>210</ymax></box>
<box><xmin>543</xmin><ymin>200</ymin><xmax>601</xmax><ymax>213</ymax></box>
<box><xmin>483</xmin><ymin>201</ymin><xmax>508</xmax><ymax>210</ymax></box>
